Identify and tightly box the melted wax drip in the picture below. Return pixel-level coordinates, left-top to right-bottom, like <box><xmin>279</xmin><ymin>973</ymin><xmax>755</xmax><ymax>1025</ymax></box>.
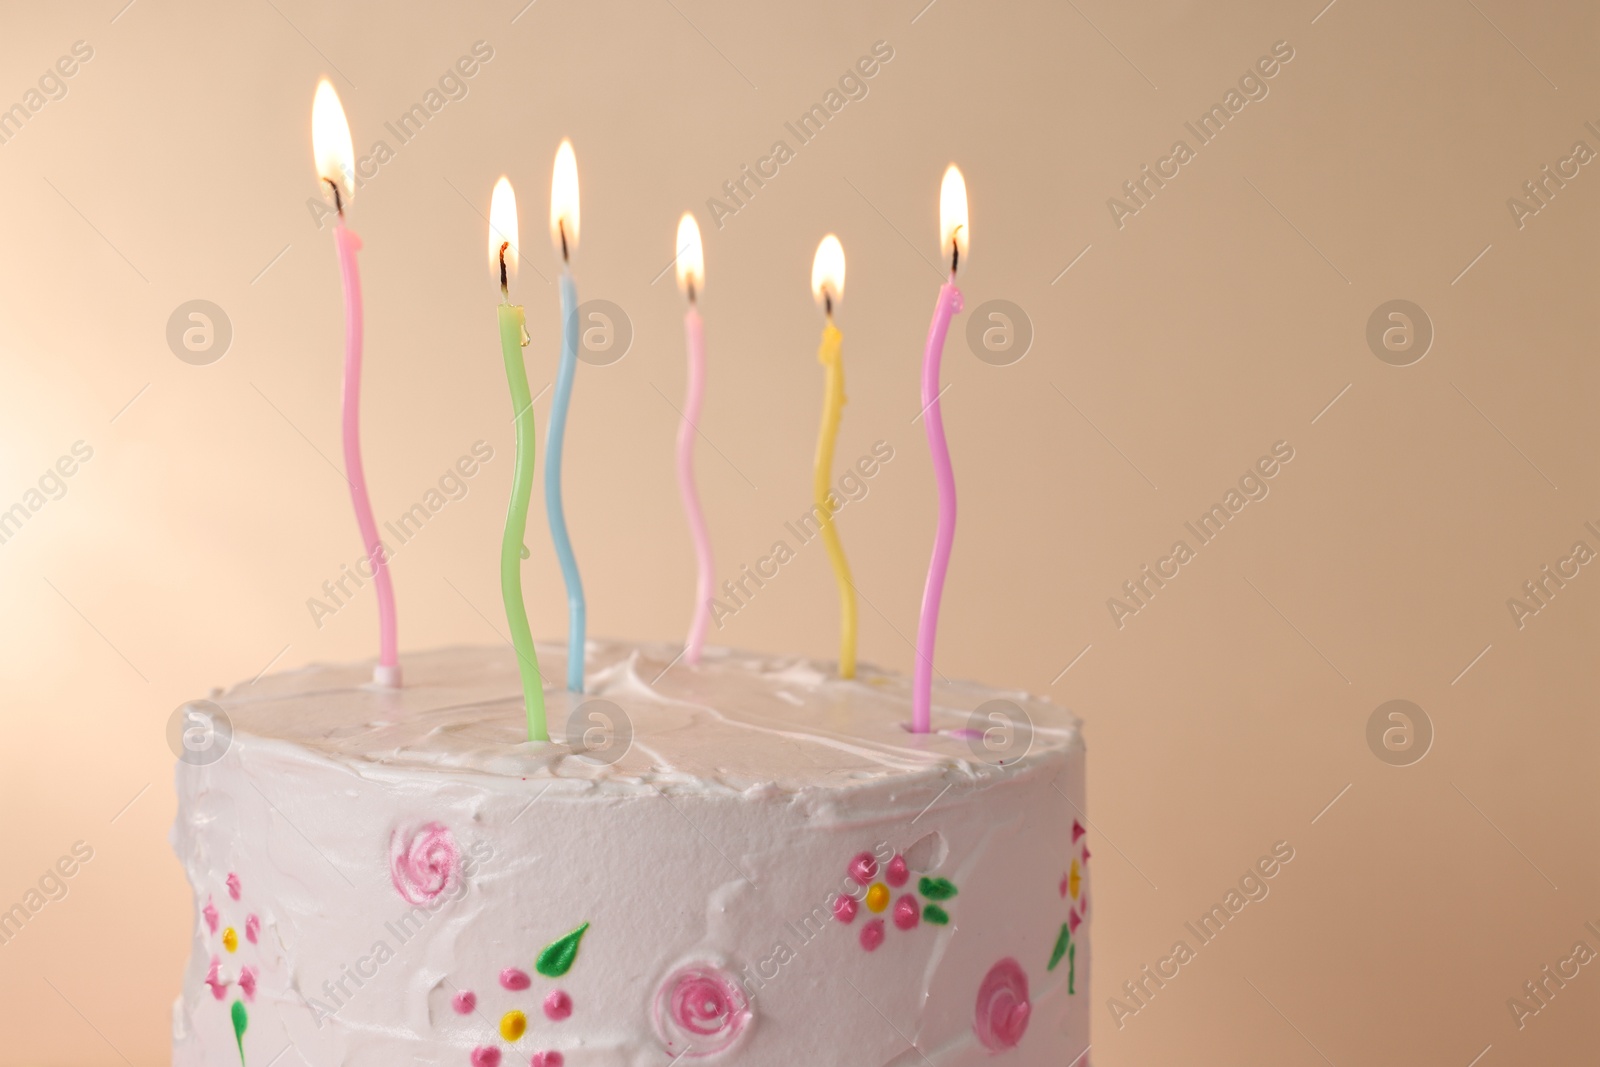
<box><xmin>537</xmin><ymin>922</ymin><xmax>589</xmax><ymax>978</ymax></box>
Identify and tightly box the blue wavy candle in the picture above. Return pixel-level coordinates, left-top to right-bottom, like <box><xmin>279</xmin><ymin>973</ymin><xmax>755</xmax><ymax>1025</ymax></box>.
<box><xmin>546</xmin><ymin>140</ymin><xmax>586</xmax><ymax>692</ymax></box>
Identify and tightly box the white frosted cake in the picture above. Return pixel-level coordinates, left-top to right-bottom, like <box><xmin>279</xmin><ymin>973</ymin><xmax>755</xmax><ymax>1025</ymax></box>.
<box><xmin>172</xmin><ymin>642</ymin><xmax>1089</xmax><ymax>1065</ymax></box>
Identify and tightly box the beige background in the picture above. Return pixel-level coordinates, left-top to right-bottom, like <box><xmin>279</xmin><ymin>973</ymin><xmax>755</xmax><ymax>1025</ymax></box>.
<box><xmin>1</xmin><ymin>0</ymin><xmax>1595</xmax><ymax>1062</ymax></box>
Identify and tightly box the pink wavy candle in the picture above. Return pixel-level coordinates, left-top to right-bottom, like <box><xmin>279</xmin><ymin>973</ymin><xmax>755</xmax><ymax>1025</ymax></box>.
<box><xmin>913</xmin><ymin>281</ymin><xmax>963</xmax><ymax>732</ymax></box>
<box><xmin>388</xmin><ymin>822</ymin><xmax>458</xmax><ymax>904</ymax></box>
<box><xmin>334</xmin><ymin>221</ymin><xmax>400</xmax><ymax>686</ymax></box>
<box><xmin>677</xmin><ymin>305</ymin><xmax>714</xmax><ymax>664</ymax></box>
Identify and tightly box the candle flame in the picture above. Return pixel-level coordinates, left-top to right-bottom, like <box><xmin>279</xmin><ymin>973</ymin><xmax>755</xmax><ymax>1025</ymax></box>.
<box><xmin>675</xmin><ymin>213</ymin><xmax>704</xmax><ymax>299</ymax></box>
<box><xmin>311</xmin><ymin>80</ymin><xmax>355</xmax><ymax>207</ymax></box>
<box><xmin>489</xmin><ymin>177</ymin><xmax>519</xmax><ymax>291</ymax></box>
<box><xmin>939</xmin><ymin>164</ymin><xmax>968</xmax><ymax>274</ymax></box>
<box><xmin>550</xmin><ymin>139</ymin><xmax>579</xmax><ymax>260</ymax></box>
<box><xmin>811</xmin><ymin>234</ymin><xmax>845</xmax><ymax>312</ymax></box>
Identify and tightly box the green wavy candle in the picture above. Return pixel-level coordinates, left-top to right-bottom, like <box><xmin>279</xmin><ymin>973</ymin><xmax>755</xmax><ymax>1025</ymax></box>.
<box><xmin>499</xmin><ymin>301</ymin><xmax>548</xmax><ymax>741</ymax></box>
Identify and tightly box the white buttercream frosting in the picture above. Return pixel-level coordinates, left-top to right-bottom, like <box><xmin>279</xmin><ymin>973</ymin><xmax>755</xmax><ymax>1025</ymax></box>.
<box><xmin>172</xmin><ymin>642</ymin><xmax>1090</xmax><ymax>1066</ymax></box>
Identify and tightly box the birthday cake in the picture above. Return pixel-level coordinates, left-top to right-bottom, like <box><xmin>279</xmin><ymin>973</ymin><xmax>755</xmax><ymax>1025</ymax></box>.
<box><xmin>171</xmin><ymin>641</ymin><xmax>1089</xmax><ymax>1065</ymax></box>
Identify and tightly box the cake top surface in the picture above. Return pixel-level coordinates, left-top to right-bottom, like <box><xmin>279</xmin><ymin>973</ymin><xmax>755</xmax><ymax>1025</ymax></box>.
<box><xmin>212</xmin><ymin>641</ymin><xmax>1081</xmax><ymax>796</ymax></box>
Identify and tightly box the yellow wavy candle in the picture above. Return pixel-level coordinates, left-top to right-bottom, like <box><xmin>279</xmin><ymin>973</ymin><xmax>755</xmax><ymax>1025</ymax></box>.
<box><xmin>813</xmin><ymin>321</ymin><xmax>857</xmax><ymax>678</ymax></box>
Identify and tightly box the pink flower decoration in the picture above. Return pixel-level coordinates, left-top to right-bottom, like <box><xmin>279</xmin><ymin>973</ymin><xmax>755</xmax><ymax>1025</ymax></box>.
<box><xmin>893</xmin><ymin>896</ymin><xmax>920</xmax><ymax>930</ymax></box>
<box><xmin>239</xmin><ymin>966</ymin><xmax>257</xmax><ymax>1001</ymax></box>
<box><xmin>833</xmin><ymin>894</ymin><xmax>858</xmax><ymax>924</ymax></box>
<box><xmin>543</xmin><ymin>990</ymin><xmax>573</xmax><ymax>1021</ymax></box>
<box><xmin>245</xmin><ymin>914</ymin><xmax>260</xmax><ymax>944</ymax></box>
<box><xmin>1059</xmin><ymin>873</ymin><xmax>1070</xmax><ymax>898</ymax></box>
<box><xmin>530</xmin><ymin>1053</ymin><xmax>564</xmax><ymax>1067</ymax></box>
<box><xmin>453</xmin><ymin>990</ymin><xmax>476</xmax><ymax>1014</ymax></box>
<box><xmin>203</xmin><ymin>898</ymin><xmax>219</xmax><ymax>935</ymax></box>
<box><xmin>470</xmin><ymin>1048</ymin><xmax>501</xmax><ymax>1067</ymax></box>
<box><xmin>205</xmin><ymin>956</ymin><xmax>228</xmax><ymax>1000</ymax></box>
<box><xmin>226</xmin><ymin>873</ymin><xmax>242</xmax><ymax>900</ymax></box>
<box><xmin>885</xmin><ymin>855</ymin><xmax>909</xmax><ymax>888</ymax></box>
<box><xmin>1068</xmin><ymin>908</ymin><xmax>1082</xmax><ymax>934</ymax></box>
<box><xmin>859</xmin><ymin>919</ymin><xmax>886</xmax><ymax>952</ymax></box>
<box><xmin>500</xmin><ymin>968</ymin><xmax>531</xmax><ymax>991</ymax></box>
<box><xmin>974</xmin><ymin>958</ymin><xmax>1031</xmax><ymax>1052</ymax></box>
<box><xmin>847</xmin><ymin>851</ymin><xmax>878</xmax><ymax>886</ymax></box>
<box><xmin>389</xmin><ymin>822</ymin><xmax>459</xmax><ymax>905</ymax></box>
<box><xmin>653</xmin><ymin>964</ymin><xmax>752</xmax><ymax>1057</ymax></box>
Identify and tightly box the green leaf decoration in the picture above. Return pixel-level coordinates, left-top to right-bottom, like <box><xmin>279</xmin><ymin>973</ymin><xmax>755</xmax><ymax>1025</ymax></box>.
<box><xmin>1048</xmin><ymin>922</ymin><xmax>1071</xmax><ymax>971</ymax></box>
<box><xmin>923</xmin><ymin>904</ymin><xmax>950</xmax><ymax>925</ymax></box>
<box><xmin>918</xmin><ymin>876</ymin><xmax>958</xmax><ymax>901</ymax></box>
<box><xmin>536</xmin><ymin>921</ymin><xmax>590</xmax><ymax>977</ymax></box>
<box><xmin>230</xmin><ymin>1000</ymin><xmax>249</xmax><ymax>1065</ymax></box>
<box><xmin>1068</xmin><ymin>940</ymin><xmax>1077</xmax><ymax>994</ymax></box>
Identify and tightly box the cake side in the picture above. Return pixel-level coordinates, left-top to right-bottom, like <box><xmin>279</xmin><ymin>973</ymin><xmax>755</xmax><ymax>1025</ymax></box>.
<box><xmin>172</xmin><ymin>642</ymin><xmax>1090</xmax><ymax>1066</ymax></box>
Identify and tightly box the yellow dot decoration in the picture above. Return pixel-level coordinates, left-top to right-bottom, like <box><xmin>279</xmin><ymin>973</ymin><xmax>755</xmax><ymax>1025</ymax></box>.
<box><xmin>1069</xmin><ymin>859</ymin><xmax>1081</xmax><ymax>900</ymax></box>
<box><xmin>222</xmin><ymin>927</ymin><xmax>238</xmax><ymax>952</ymax></box>
<box><xmin>866</xmin><ymin>882</ymin><xmax>889</xmax><ymax>913</ymax></box>
<box><xmin>500</xmin><ymin>1010</ymin><xmax>527</xmax><ymax>1041</ymax></box>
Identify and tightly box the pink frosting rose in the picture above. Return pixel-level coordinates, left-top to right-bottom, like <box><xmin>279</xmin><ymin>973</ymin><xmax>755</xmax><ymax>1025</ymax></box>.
<box><xmin>974</xmin><ymin>958</ymin><xmax>1031</xmax><ymax>1052</ymax></box>
<box><xmin>388</xmin><ymin>823</ymin><xmax>459</xmax><ymax>905</ymax></box>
